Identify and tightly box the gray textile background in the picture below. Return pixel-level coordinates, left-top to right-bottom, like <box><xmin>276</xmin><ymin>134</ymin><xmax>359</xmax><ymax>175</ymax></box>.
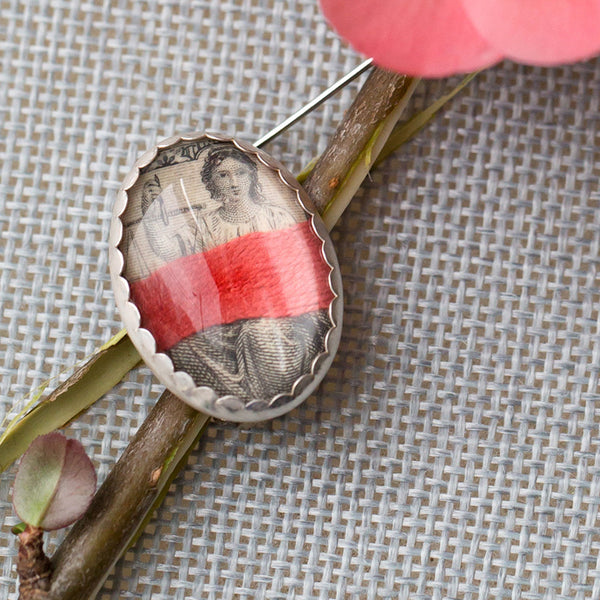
<box><xmin>2</xmin><ymin>1</ymin><xmax>600</xmax><ymax>599</ymax></box>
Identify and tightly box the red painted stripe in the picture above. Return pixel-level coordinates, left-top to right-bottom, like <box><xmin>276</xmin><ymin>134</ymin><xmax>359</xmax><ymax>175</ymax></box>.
<box><xmin>130</xmin><ymin>220</ymin><xmax>334</xmax><ymax>352</ymax></box>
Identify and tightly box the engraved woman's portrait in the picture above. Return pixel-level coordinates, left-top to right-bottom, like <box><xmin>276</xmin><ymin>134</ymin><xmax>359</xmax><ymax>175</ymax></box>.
<box><xmin>192</xmin><ymin>144</ymin><xmax>300</xmax><ymax>249</ymax></box>
<box><xmin>119</xmin><ymin>139</ymin><xmax>334</xmax><ymax>410</ymax></box>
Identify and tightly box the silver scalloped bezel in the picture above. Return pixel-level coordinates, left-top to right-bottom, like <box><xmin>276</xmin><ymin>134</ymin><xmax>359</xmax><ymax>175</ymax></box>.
<box><xmin>109</xmin><ymin>131</ymin><xmax>343</xmax><ymax>422</ymax></box>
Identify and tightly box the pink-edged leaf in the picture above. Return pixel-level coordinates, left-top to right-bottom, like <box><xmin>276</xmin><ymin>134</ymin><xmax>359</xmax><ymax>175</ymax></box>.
<box><xmin>13</xmin><ymin>432</ymin><xmax>66</xmax><ymax>528</ymax></box>
<box><xmin>13</xmin><ymin>433</ymin><xmax>96</xmax><ymax>531</ymax></box>
<box><xmin>319</xmin><ymin>0</ymin><xmax>502</xmax><ymax>77</ymax></box>
<box><xmin>39</xmin><ymin>438</ymin><xmax>97</xmax><ymax>530</ymax></box>
<box><xmin>461</xmin><ymin>0</ymin><xmax>600</xmax><ymax>65</ymax></box>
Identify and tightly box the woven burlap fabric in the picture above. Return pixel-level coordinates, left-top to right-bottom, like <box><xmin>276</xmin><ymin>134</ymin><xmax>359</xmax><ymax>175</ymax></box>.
<box><xmin>2</xmin><ymin>1</ymin><xmax>600</xmax><ymax>599</ymax></box>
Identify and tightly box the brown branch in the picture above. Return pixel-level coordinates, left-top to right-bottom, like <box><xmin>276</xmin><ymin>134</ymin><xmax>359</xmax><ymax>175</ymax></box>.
<box><xmin>17</xmin><ymin>526</ymin><xmax>52</xmax><ymax>600</ymax></box>
<box><xmin>303</xmin><ymin>68</ymin><xmax>415</xmax><ymax>213</ymax></box>
<box><xmin>44</xmin><ymin>66</ymin><xmax>415</xmax><ymax>600</ymax></box>
<box><xmin>48</xmin><ymin>392</ymin><xmax>208</xmax><ymax>600</ymax></box>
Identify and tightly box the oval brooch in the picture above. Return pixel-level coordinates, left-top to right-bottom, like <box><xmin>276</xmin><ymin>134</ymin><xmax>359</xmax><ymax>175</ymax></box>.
<box><xmin>109</xmin><ymin>133</ymin><xmax>343</xmax><ymax>422</ymax></box>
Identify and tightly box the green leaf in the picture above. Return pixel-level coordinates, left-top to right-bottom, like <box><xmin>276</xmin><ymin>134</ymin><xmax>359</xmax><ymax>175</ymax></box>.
<box><xmin>13</xmin><ymin>433</ymin><xmax>96</xmax><ymax>530</ymax></box>
<box><xmin>11</xmin><ymin>522</ymin><xmax>27</xmax><ymax>535</ymax></box>
<box><xmin>296</xmin><ymin>156</ymin><xmax>319</xmax><ymax>185</ymax></box>
<box><xmin>13</xmin><ymin>434</ymin><xmax>64</xmax><ymax>527</ymax></box>
<box><xmin>374</xmin><ymin>72</ymin><xmax>479</xmax><ymax>167</ymax></box>
<box><xmin>0</xmin><ymin>330</ymin><xmax>140</xmax><ymax>473</ymax></box>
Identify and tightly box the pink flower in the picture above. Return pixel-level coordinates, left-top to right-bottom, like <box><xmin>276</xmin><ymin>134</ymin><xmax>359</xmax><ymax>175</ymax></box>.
<box><xmin>319</xmin><ymin>0</ymin><xmax>600</xmax><ymax>77</ymax></box>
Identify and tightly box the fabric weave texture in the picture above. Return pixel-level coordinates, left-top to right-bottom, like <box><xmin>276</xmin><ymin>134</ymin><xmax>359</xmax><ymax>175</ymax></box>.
<box><xmin>2</xmin><ymin>1</ymin><xmax>600</xmax><ymax>599</ymax></box>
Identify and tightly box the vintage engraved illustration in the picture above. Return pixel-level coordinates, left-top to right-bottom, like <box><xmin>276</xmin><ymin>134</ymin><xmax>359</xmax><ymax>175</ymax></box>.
<box><xmin>119</xmin><ymin>139</ymin><xmax>335</xmax><ymax>406</ymax></box>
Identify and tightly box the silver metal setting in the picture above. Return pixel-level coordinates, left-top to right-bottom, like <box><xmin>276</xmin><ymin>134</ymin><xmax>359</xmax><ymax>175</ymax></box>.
<box><xmin>109</xmin><ymin>132</ymin><xmax>343</xmax><ymax>422</ymax></box>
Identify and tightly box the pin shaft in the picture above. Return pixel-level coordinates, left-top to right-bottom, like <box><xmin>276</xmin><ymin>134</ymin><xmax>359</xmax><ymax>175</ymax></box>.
<box><xmin>254</xmin><ymin>58</ymin><xmax>374</xmax><ymax>148</ymax></box>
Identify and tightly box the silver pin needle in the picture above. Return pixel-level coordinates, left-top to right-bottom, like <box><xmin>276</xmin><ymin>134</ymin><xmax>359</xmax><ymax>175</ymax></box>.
<box><xmin>254</xmin><ymin>58</ymin><xmax>373</xmax><ymax>148</ymax></box>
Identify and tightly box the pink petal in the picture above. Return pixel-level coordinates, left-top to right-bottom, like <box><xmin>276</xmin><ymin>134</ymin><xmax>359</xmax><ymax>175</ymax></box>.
<box><xmin>461</xmin><ymin>0</ymin><xmax>600</xmax><ymax>65</ymax></box>
<box><xmin>319</xmin><ymin>0</ymin><xmax>503</xmax><ymax>77</ymax></box>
